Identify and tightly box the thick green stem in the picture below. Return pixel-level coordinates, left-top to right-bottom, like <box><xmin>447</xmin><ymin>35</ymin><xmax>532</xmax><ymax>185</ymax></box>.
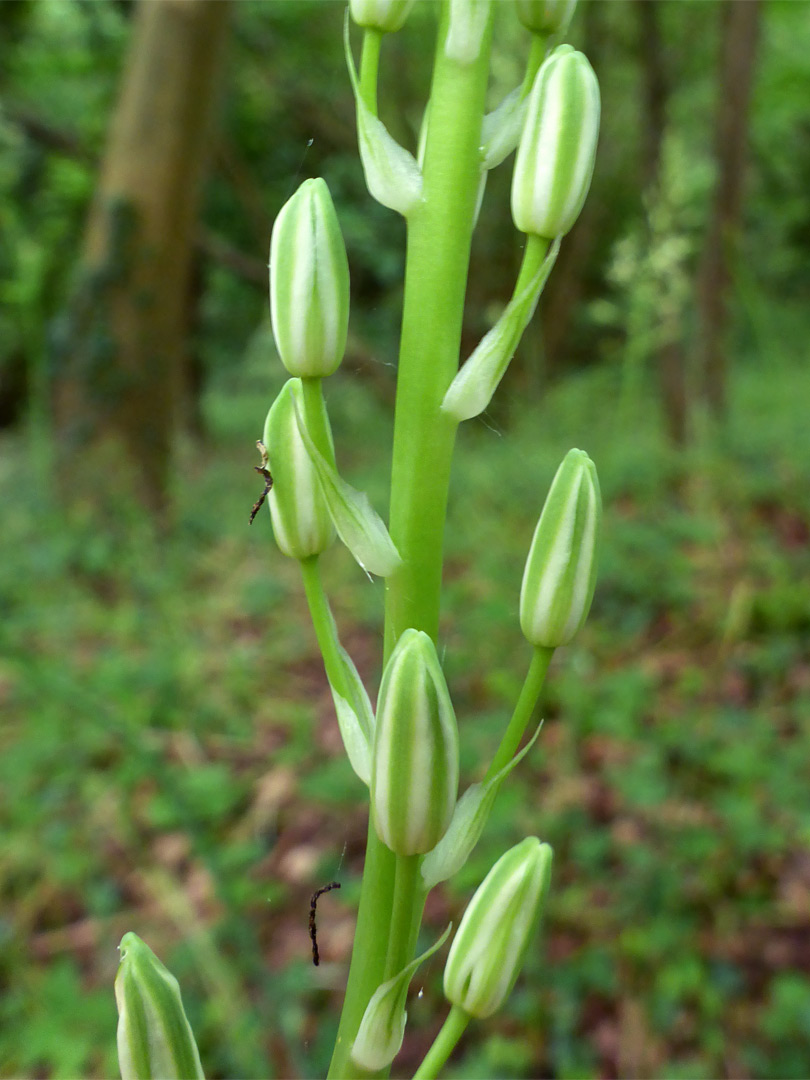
<box><xmin>384</xmin><ymin>6</ymin><xmax>495</xmax><ymax>653</ymax></box>
<box><xmin>412</xmin><ymin>1005</ymin><xmax>471</xmax><ymax>1080</ymax></box>
<box><xmin>384</xmin><ymin>853</ymin><xmax>421</xmax><ymax>981</ymax></box>
<box><xmin>329</xmin><ymin>6</ymin><xmax>495</xmax><ymax>1077</ymax></box>
<box><xmin>486</xmin><ymin>646</ymin><xmax>553</xmax><ymax>781</ymax></box>
<box><xmin>302</xmin><ymin>551</ymin><xmax>395</xmax><ymax>1080</ymax></box>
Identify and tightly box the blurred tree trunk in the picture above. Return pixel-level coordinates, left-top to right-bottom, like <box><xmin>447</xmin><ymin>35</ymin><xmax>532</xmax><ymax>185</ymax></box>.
<box><xmin>637</xmin><ymin>0</ymin><xmax>666</xmax><ymax>192</ymax></box>
<box><xmin>56</xmin><ymin>0</ymin><xmax>229</xmax><ymax>513</ymax></box>
<box><xmin>697</xmin><ymin>0</ymin><xmax>761</xmax><ymax>419</ymax></box>
<box><xmin>637</xmin><ymin>0</ymin><xmax>688</xmax><ymax>447</ymax></box>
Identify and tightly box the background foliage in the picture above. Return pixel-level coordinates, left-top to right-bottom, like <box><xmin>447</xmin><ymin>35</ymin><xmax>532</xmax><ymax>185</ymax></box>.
<box><xmin>2</xmin><ymin>1</ymin><xmax>810</xmax><ymax>1077</ymax></box>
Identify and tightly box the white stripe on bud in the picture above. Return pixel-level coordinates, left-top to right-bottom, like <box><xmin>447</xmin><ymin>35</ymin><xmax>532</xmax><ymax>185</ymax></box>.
<box><xmin>511</xmin><ymin>45</ymin><xmax>600</xmax><ymax>238</ymax></box>
<box><xmin>269</xmin><ymin>178</ymin><xmax>350</xmax><ymax>378</ymax></box>
<box><xmin>372</xmin><ymin>630</ymin><xmax>459</xmax><ymax>856</ymax></box>
<box><xmin>443</xmin><ymin>838</ymin><xmax>552</xmax><ymax>1019</ymax></box>
<box><xmin>115</xmin><ymin>933</ymin><xmax>204</xmax><ymax>1080</ymax></box>
<box><xmin>520</xmin><ymin>448</ymin><xmax>601</xmax><ymax>648</ymax></box>
<box><xmin>350</xmin><ymin>0</ymin><xmax>415</xmax><ymax>33</ymax></box>
<box><xmin>263</xmin><ymin>379</ymin><xmax>335</xmax><ymax>560</ymax></box>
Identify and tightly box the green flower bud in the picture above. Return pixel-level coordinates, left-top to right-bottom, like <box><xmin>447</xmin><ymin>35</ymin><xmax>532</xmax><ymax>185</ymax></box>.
<box><xmin>115</xmin><ymin>933</ymin><xmax>204</xmax><ymax>1080</ymax></box>
<box><xmin>350</xmin><ymin>0</ymin><xmax>415</xmax><ymax>33</ymax></box>
<box><xmin>511</xmin><ymin>45</ymin><xmax>600</xmax><ymax>238</ymax></box>
<box><xmin>269</xmin><ymin>178</ymin><xmax>350</xmax><ymax>378</ymax></box>
<box><xmin>515</xmin><ymin>0</ymin><xmax>577</xmax><ymax>36</ymax></box>
<box><xmin>520</xmin><ymin>448</ymin><xmax>601</xmax><ymax>648</ymax></box>
<box><xmin>444</xmin><ymin>838</ymin><xmax>552</xmax><ymax>1019</ymax></box>
<box><xmin>263</xmin><ymin>379</ymin><xmax>335</xmax><ymax>559</ymax></box>
<box><xmin>372</xmin><ymin>629</ymin><xmax>459</xmax><ymax>855</ymax></box>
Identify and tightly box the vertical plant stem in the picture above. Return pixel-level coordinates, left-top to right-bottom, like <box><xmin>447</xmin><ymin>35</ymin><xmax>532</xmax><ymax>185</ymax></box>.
<box><xmin>360</xmin><ymin>28</ymin><xmax>382</xmax><ymax>111</ymax></box>
<box><xmin>300</xmin><ymin>376</ymin><xmax>336</xmax><ymax>467</ymax></box>
<box><xmin>298</xmin><ymin>555</ymin><xmax>345</xmax><ymax>691</ymax></box>
<box><xmin>520</xmin><ymin>32</ymin><xmax>549</xmax><ymax>98</ymax></box>
<box><xmin>302</xmin><ymin>555</ymin><xmax>397</xmax><ymax>1080</ymax></box>
<box><xmin>412</xmin><ymin>1005</ymin><xmax>472</xmax><ymax>1080</ymax></box>
<box><xmin>383</xmin><ymin>853</ymin><xmax>421</xmax><ymax>980</ymax></box>
<box><xmin>486</xmin><ymin>645</ymin><xmax>553</xmax><ymax>781</ymax></box>
<box><xmin>329</xmin><ymin>6</ymin><xmax>495</xmax><ymax>1076</ymax></box>
<box><xmin>385</xmin><ymin>5</ymin><xmax>495</xmax><ymax>652</ymax></box>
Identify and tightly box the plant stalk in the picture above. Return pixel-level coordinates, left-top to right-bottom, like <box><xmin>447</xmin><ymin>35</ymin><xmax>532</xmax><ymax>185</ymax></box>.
<box><xmin>412</xmin><ymin>1005</ymin><xmax>471</xmax><ymax>1080</ymax></box>
<box><xmin>328</xmin><ymin>5</ymin><xmax>495</xmax><ymax>1076</ymax></box>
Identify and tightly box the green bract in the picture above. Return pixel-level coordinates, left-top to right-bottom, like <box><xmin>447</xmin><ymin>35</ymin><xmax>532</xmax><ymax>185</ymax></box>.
<box><xmin>443</xmin><ymin>838</ymin><xmax>552</xmax><ymax>1019</ymax></box>
<box><xmin>344</xmin><ymin>14</ymin><xmax>424</xmax><ymax>217</ymax></box>
<box><xmin>115</xmin><ymin>933</ymin><xmax>204</xmax><ymax>1080</ymax></box>
<box><xmin>515</xmin><ymin>0</ymin><xmax>577</xmax><ymax>36</ymax></box>
<box><xmin>349</xmin><ymin>0</ymin><xmax>415</xmax><ymax>33</ymax></box>
<box><xmin>511</xmin><ymin>44</ymin><xmax>600</xmax><ymax>238</ymax></box>
<box><xmin>263</xmin><ymin>379</ymin><xmax>335</xmax><ymax>560</ymax></box>
<box><xmin>351</xmin><ymin>925</ymin><xmax>452</xmax><ymax>1070</ymax></box>
<box><xmin>520</xmin><ymin>448</ymin><xmax>601</xmax><ymax>648</ymax></box>
<box><xmin>269</xmin><ymin>178</ymin><xmax>350</xmax><ymax>378</ymax></box>
<box><xmin>441</xmin><ymin>237</ymin><xmax>560</xmax><ymax>422</ymax></box>
<box><xmin>371</xmin><ymin>629</ymin><xmax>459</xmax><ymax>855</ymax></box>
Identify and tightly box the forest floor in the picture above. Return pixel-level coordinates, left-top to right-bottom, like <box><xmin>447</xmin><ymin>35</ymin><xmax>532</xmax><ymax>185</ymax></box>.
<box><xmin>2</xmin><ymin>356</ymin><xmax>810</xmax><ymax>1079</ymax></box>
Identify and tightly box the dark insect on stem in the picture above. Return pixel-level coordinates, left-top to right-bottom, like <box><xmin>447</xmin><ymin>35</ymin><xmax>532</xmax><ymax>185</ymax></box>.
<box><xmin>249</xmin><ymin>440</ymin><xmax>273</xmax><ymax>525</ymax></box>
<box><xmin>309</xmin><ymin>881</ymin><xmax>341</xmax><ymax>967</ymax></box>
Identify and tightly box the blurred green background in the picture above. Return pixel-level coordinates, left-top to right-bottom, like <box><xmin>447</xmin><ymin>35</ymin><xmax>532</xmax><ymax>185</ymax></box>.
<box><xmin>2</xmin><ymin>1</ymin><xmax>810</xmax><ymax>1077</ymax></box>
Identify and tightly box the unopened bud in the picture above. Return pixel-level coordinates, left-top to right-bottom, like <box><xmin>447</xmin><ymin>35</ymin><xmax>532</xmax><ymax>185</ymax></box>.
<box><xmin>520</xmin><ymin>448</ymin><xmax>600</xmax><ymax>648</ymax></box>
<box><xmin>515</xmin><ymin>0</ymin><xmax>577</xmax><ymax>37</ymax></box>
<box><xmin>511</xmin><ymin>45</ymin><xmax>600</xmax><ymax>238</ymax></box>
<box><xmin>115</xmin><ymin>933</ymin><xmax>204</xmax><ymax>1080</ymax></box>
<box><xmin>269</xmin><ymin>178</ymin><xmax>350</xmax><ymax>378</ymax></box>
<box><xmin>350</xmin><ymin>0</ymin><xmax>415</xmax><ymax>33</ymax></box>
<box><xmin>263</xmin><ymin>379</ymin><xmax>335</xmax><ymax>559</ymax></box>
<box><xmin>444</xmin><ymin>838</ymin><xmax>552</xmax><ymax>1019</ymax></box>
<box><xmin>372</xmin><ymin>630</ymin><xmax>459</xmax><ymax>855</ymax></box>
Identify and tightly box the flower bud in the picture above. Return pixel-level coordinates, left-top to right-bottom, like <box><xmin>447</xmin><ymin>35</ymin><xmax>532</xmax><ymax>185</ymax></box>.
<box><xmin>520</xmin><ymin>448</ymin><xmax>600</xmax><ymax>648</ymax></box>
<box><xmin>372</xmin><ymin>629</ymin><xmax>459</xmax><ymax>855</ymax></box>
<box><xmin>515</xmin><ymin>0</ymin><xmax>577</xmax><ymax>36</ymax></box>
<box><xmin>269</xmin><ymin>178</ymin><xmax>350</xmax><ymax>378</ymax></box>
<box><xmin>115</xmin><ymin>933</ymin><xmax>204</xmax><ymax>1080</ymax></box>
<box><xmin>350</xmin><ymin>0</ymin><xmax>415</xmax><ymax>33</ymax></box>
<box><xmin>511</xmin><ymin>45</ymin><xmax>600</xmax><ymax>238</ymax></box>
<box><xmin>263</xmin><ymin>379</ymin><xmax>335</xmax><ymax>559</ymax></box>
<box><xmin>444</xmin><ymin>838</ymin><xmax>552</xmax><ymax>1019</ymax></box>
